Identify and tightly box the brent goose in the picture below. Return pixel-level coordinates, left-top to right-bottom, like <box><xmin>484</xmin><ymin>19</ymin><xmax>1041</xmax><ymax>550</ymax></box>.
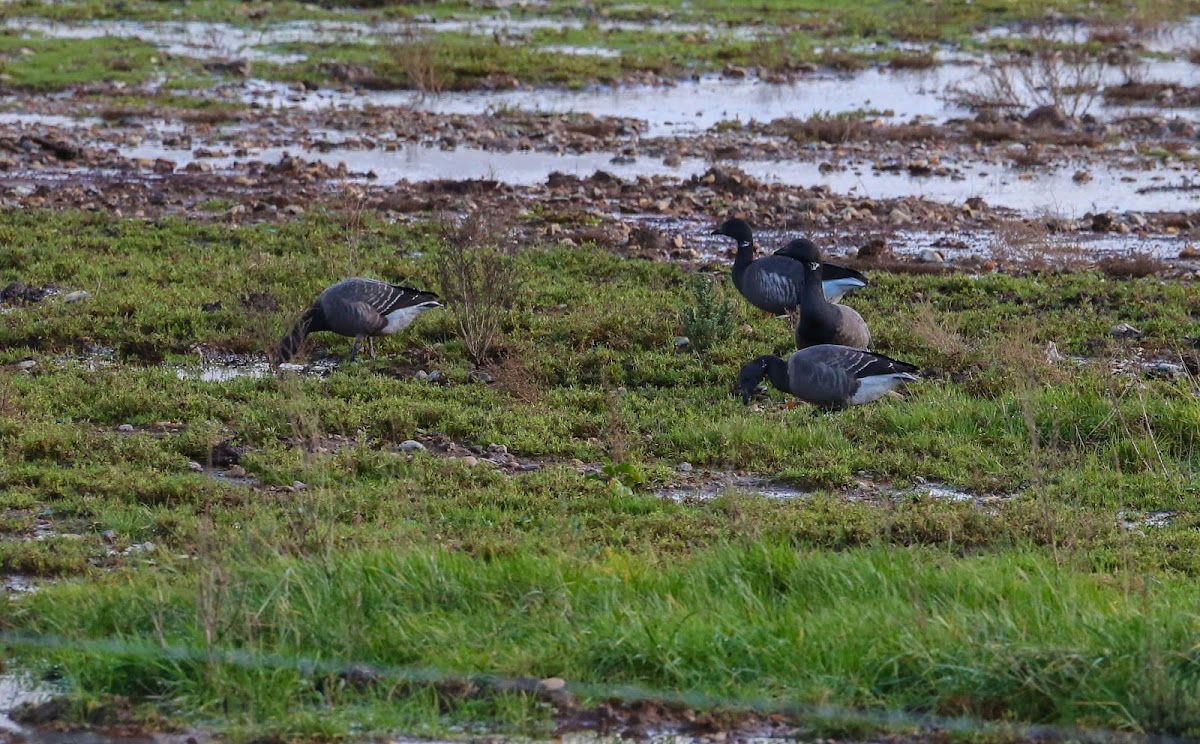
<box><xmin>782</xmin><ymin>238</ymin><xmax>872</xmax><ymax>350</ymax></box>
<box><xmin>737</xmin><ymin>345</ymin><xmax>919</xmax><ymax>410</ymax></box>
<box><xmin>276</xmin><ymin>278</ymin><xmax>442</xmax><ymax>362</ymax></box>
<box><xmin>710</xmin><ymin>218</ymin><xmax>867</xmax><ymax>314</ymax></box>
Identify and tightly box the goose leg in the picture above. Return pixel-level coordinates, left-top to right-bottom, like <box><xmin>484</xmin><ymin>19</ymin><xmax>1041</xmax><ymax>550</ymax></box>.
<box><xmin>349</xmin><ymin>336</ymin><xmax>363</xmax><ymax>362</ymax></box>
<box><xmin>812</xmin><ymin>402</ymin><xmax>848</xmax><ymax>415</ymax></box>
<box><xmin>368</xmin><ymin>337</ymin><xmax>377</xmax><ymax>360</ymax></box>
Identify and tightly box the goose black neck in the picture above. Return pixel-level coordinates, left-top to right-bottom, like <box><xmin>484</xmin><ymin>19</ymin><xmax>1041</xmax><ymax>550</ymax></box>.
<box><xmin>730</xmin><ymin>239</ymin><xmax>756</xmax><ymax>289</ymax></box>
<box><xmin>278</xmin><ymin>305</ymin><xmax>328</xmax><ymax>361</ymax></box>
<box><xmin>763</xmin><ymin>355</ymin><xmax>791</xmax><ymax>394</ymax></box>
<box><xmin>799</xmin><ymin>261</ymin><xmax>826</xmax><ymax>305</ymax></box>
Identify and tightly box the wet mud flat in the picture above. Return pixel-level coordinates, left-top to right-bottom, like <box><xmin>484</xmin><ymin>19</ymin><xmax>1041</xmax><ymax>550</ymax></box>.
<box><xmin>3</xmin><ymin>65</ymin><xmax>1200</xmax><ymax>279</ymax></box>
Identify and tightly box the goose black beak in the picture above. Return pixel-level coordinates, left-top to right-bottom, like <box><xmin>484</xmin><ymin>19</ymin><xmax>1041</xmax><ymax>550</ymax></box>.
<box><xmin>710</xmin><ymin>228</ymin><xmax>722</xmax><ymax>236</ymax></box>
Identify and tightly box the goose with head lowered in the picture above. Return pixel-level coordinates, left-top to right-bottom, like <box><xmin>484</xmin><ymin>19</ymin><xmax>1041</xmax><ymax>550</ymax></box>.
<box><xmin>710</xmin><ymin>218</ymin><xmax>867</xmax><ymax>314</ymax></box>
<box><xmin>782</xmin><ymin>237</ymin><xmax>872</xmax><ymax>350</ymax></box>
<box><xmin>737</xmin><ymin>345</ymin><xmax>919</xmax><ymax>411</ymax></box>
<box><xmin>276</xmin><ymin>278</ymin><xmax>442</xmax><ymax>363</ymax></box>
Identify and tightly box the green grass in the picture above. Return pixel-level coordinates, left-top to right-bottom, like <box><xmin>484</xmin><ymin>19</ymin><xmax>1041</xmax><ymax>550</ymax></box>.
<box><xmin>0</xmin><ymin>34</ymin><xmax>202</xmax><ymax>90</ymax></box>
<box><xmin>4</xmin><ymin>0</ymin><xmax>1197</xmax><ymax>33</ymax></box>
<box><xmin>9</xmin><ymin>546</ymin><xmax>1200</xmax><ymax>737</ymax></box>
<box><xmin>0</xmin><ymin>208</ymin><xmax>1198</xmax><ymax>738</ymax></box>
<box><xmin>4</xmin><ymin>0</ymin><xmax>1200</xmax><ymax>89</ymax></box>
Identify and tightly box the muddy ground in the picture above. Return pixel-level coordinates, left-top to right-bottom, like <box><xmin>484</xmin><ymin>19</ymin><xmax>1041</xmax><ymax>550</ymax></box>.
<box><xmin>2</xmin><ymin>43</ymin><xmax>1200</xmax><ymax>274</ymax></box>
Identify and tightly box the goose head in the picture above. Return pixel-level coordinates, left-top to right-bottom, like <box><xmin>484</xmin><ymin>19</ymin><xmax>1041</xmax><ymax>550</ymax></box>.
<box><xmin>711</xmin><ymin>218</ymin><xmax>753</xmax><ymax>247</ymax></box>
<box><xmin>735</xmin><ymin>356</ymin><xmax>771</xmax><ymax>405</ymax></box>
<box><xmin>781</xmin><ymin>238</ymin><xmax>821</xmax><ymax>270</ymax></box>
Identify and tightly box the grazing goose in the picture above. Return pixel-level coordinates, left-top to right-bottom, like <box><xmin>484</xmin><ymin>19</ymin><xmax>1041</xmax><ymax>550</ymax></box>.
<box><xmin>783</xmin><ymin>238</ymin><xmax>872</xmax><ymax>350</ymax></box>
<box><xmin>710</xmin><ymin>218</ymin><xmax>867</xmax><ymax>313</ymax></box>
<box><xmin>276</xmin><ymin>278</ymin><xmax>442</xmax><ymax>362</ymax></box>
<box><xmin>737</xmin><ymin>345</ymin><xmax>919</xmax><ymax>410</ymax></box>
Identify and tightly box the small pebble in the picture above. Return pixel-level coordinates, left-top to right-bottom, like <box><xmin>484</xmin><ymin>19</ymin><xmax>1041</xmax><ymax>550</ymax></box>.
<box><xmin>462</xmin><ymin>456</ymin><xmax>478</xmax><ymax>467</ymax></box>
<box><xmin>293</xmin><ymin>480</ymin><xmax>307</xmax><ymax>491</ymax></box>
<box><xmin>400</xmin><ymin>440</ymin><xmax>426</xmax><ymax>452</ymax></box>
<box><xmin>539</xmin><ymin>677</ymin><xmax>567</xmax><ymax>692</ymax></box>
<box><xmin>117</xmin><ymin>423</ymin><xmax>134</xmax><ymax>432</ymax></box>
<box><xmin>677</xmin><ymin>462</ymin><xmax>694</xmax><ymax>473</ymax></box>
<box><xmin>187</xmin><ymin>461</ymin><xmax>203</xmax><ymax>472</ymax></box>
<box><xmin>1110</xmin><ymin>322</ymin><xmax>1143</xmax><ymax>339</ymax></box>
<box><xmin>917</xmin><ymin>248</ymin><xmax>944</xmax><ymax>263</ymax></box>
<box><xmin>415</xmin><ymin>370</ymin><xmax>428</xmax><ymax>381</ymax></box>
<box><xmin>674</xmin><ymin>336</ymin><xmax>691</xmax><ymax>348</ymax></box>
<box><xmin>226</xmin><ymin>465</ymin><xmax>247</xmax><ymax>478</ymax></box>
<box><xmin>469</xmin><ymin>369</ymin><xmax>496</xmax><ymax>384</ymax></box>
<box><xmin>17</xmin><ymin>360</ymin><xmax>37</xmax><ymax>370</ymax></box>
<box><xmin>63</xmin><ymin>290</ymin><xmax>90</xmax><ymax>303</ymax></box>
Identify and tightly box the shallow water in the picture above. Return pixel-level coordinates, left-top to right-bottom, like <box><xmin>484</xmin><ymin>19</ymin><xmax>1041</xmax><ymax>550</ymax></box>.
<box><xmin>2</xmin><ymin>18</ymin><xmax>323</xmax><ymax>63</ymax></box>
<box><xmin>235</xmin><ymin>67</ymin><xmax>976</xmax><ymax>137</ymax></box>
<box><xmin>119</xmin><ymin>134</ymin><xmax>1200</xmax><ymax>217</ymax></box>
<box><xmin>657</xmin><ymin>477</ymin><xmax>1008</xmax><ymax>505</ymax></box>
<box><xmin>0</xmin><ymin>111</ymin><xmax>102</xmax><ymax>127</ymax></box>
<box><xmin>978</xmin><ymin>17</ymin><xmax>1200</xmax><ymax>56</ymax></box>
<box><xmin>1119</xmin><ymin>509</ymin><xmax>1177</xmax><ymax>530</ymax></box>
<box><xmin>231</xmin><ymin>49</ymin><xmax>1200</xmax><ymax>134</ymax></box>
<box><xmin>672</xmin><ymin>218</ymin><xmax>1191</xmax><ymax>262</ymax></box>
<box><xmin>0</xmin><ymin>15</ymin><xmax>759</xmax><ymax>65</ymax></box>
<box><xmin>657</xmin><ymin>477</ymin><xmax>810</xmax><ymax>501</ymax></box>
<box><xmin>120</xmin><ymin>139</ymin><xmax>708</xmax><ymax>184</ymax></box>
<box><xmin>175</xmin><ymin>358</ymin><xmax>335</xmax><ymax>381</ymax></box>
<box><xmin>2</xmin><ymin>574</ymin><xmax>41</xmax><ymax>595</ymax></box>
<box><xmin>748</xmin><ymin>158</ymin><xmax>1200</xmax><ymax>216</ymax></box>
<box><xmin>0</xmin><ymin>674</ymin><xmax>53</xmax><ymax>733</ymax></box>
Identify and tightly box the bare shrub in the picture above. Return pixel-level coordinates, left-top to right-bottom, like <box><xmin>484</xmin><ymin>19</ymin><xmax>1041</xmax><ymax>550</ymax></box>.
<box><xmin>889</xmin><ymin>52</ymin><xmax>938</xmax><ymax>70</ymax></box>
<box><xmin>817</xmin><ymin>51</ymin><xmax>867</xmax><ymax>72</ymax></box>
<box><xmin>974</xmin><ymin>318</ymin><xmax>1071</xmax><ymax>387</ymax></box>
<box><xmin>1008</xmin><ymin>143</ymin><xmax>1046</xmax><ymax>168</ymax></box>
<box><xmin>909</xmin><ymin>304</ymin><xmax>970</xmax><ymax>363</ymax></box>
<box><xmin>435</xmin><ymin>213</ymin><xmax>522</xmax><ymax>363</ymax></box>
<box><xmin>946</xmin><ymin>27</ymin><xmax>1106</xmax><ymax>118</ymax></box>
<box><xmin>989</xmin><ymin>221</ymin><xmax>1088</xmax><ymax>269</ymax></box>
<box><xmin>388</xmin><ymin>38</ymin><xmax>444</xmax><ymax>96</ymax></box>
<box><xmin>486</xmin><ymin>342</ymin><xmax>546</xmax><ymax>405</ymax></box>
<box><xmin>1098</xmin><ymin>252</ymin><xmax>1167</xmax><ymax>278</ymax></box>
<box><xmin>765</xmin><ymin>115</ymin><xmax>937</xmax><ymax>145</ymax></box>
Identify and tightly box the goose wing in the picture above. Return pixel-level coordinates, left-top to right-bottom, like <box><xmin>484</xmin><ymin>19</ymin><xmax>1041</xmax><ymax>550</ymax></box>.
<box><xmin>819</xmin><ymin>263</ymin><xmax>868</xmax><ymax>286</ymax></box>
<box><xmin>319</xmin><ymin>278</ymin><xmax>438</xmax><ymax>336</ymax></box>
<box><xmin>812</xmin><ymin>344</ymin><xmax>919</xmax><ymax>378</ymax></box>
<box><xmin>787</xmin><ymin>346</ymin><xmax>857</xmax><ymax>404</ymax></box>
<box><xmin>329</xmin><ymin>278</ymin><xmax>438</xmax><ymax>315</ymax></box>
<box><xmin>788</xmin><ymin>345</ymin><xmax>918</xmax><ymax>404</ymax></box>
<box><xmin>743</xmin><ymin>255</ymin><xmax>805</xmax><ymax>312</ymax></box>
<box><xmin>771</xmin><ymin>245</ymin><xmax>868</xmax><ymax>287</ymax></box>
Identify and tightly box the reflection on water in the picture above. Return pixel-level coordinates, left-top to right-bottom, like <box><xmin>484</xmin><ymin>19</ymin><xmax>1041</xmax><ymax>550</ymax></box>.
<box><xmin>121</xmin><ymin>137</ymin><xmax>1200</xmax><ymax>217</ymax></box>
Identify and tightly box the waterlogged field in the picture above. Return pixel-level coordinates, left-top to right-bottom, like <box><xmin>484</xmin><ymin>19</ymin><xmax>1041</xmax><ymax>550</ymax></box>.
<box><xmin>1</xmin><ymin>0</ymin><xmax>1200</xmax><ymax>741</ymax></box>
